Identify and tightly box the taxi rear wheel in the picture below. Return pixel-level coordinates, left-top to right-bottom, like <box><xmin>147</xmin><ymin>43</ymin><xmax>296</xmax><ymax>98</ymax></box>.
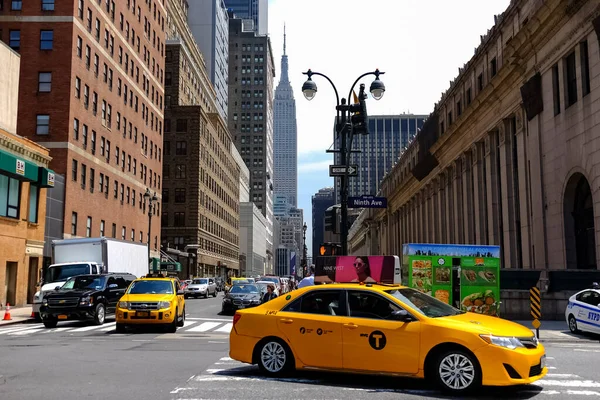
<box><xmin>256</xmin><ymin>338</ymin><xmax>294</xmax><ymax>376</ymax></box>
<box><xmin>568</xmin><ymin>315</ymin><xmax>580</xmax><ymax>333</ymax></box>
<box><xmin>434</xmin><ymin>349</ymin><xmax>481</xmax><ymax>394</ymax></box>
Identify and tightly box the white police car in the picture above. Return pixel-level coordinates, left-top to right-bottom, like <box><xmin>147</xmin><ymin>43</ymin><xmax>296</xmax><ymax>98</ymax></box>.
<box><xmin>565</xmin><ymin>286</ymin><xmax>600</xmax><ymax>335</ymax></box>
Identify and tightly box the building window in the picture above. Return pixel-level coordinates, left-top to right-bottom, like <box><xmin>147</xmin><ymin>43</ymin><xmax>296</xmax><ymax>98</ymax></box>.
<box><xmin>565</xmin><ymin>51</ymin><xmax>578</xmax><ymax>108</ymax></box>
<box><xmin>176</xmin><ymin>119</ymin><xmax>187</xmax><ymax>132</ymax></box>
<box><xmin>9</xmin><ymin>30</ymin><xmax>20</xmax><ymax>50</ymax></box>
<box><xmin>40</xmin><ymin>30</ymin><xmax>54</xmax><ymax>50</ymax></box>
<box><xmin>71</xmin><ymin>212</ymin><xmax>78</xmax><ymax>235</ymax></box>
<box><xmin>0</xmin><ymin>174</ymin><xmax>20</xmax><ymax>219</ymax></box>
<box><xmin>175</xmin><ymin>165</ymin><xmax>186</xmax><ymax>179</ymax></box>
<box><xmin>84</xmin><ymin>85</ymin><xmax>89</xmax><ymax>108</ymax></box>
<box><xmin>174</xmin><ymin>188</ymin><xmax>185</xmax><ymax>203</ymax></box>
<box><xmin>71</xmin><ymin>159</ymin><xmax>78</xmax><ymax>181</ymax></box>
<box><xmin>75</xmin><ymin>76</ymin><xmax>81</xmax><ymax>97</ymax></box>
<box><xmin>131</xmin><ymin>229</ymin><xmax>135</xmax><ymax>241</ymax></box>
<box><xmin>552</xmin><ymin>63</ymin><xmax>561</xmax><ymax>116</ymax></box>
<box><xmin>81</xmin><ymin>164</ymin><xmax>87</xmax><ymax>189</ymax></box>
<box><xmin>36</xmin><ymin>115</ymin><xmax>50</xmax><ymax>135</ymax></box>
<box><xmin>91</xmin><ymin>130</ymin><xmax>96</xmax><ymax>154</ymax></box>
<box><xmin>27</xmin><ymin>184</ymin><xmax>39</xmax><ymax>223</ymax></box>
<box><xmin>175</xmin><ymin>141</ymin><xmax>187</xmax><ymax>155</ymax></box>
<box><xmin>78</xmin><ymin>0</ymin><xmax>84</xmax><ymax>18</ymax></box>
<box><xmin>42</xmin><ymin>0</ymin><xmax>55</xmax><ymax>11</ymax></box>
<box><xmin>174</xmin><ymin>212</ymin><xmax>185</xmax><ymax>227</ymax></box>
<box><xmin>76</xmin><ymin>36</ymin><xmax>82</xmax><ymax>58</ymax></box>
<box><xmin>86</xmin><ymin>216</ymin><xmax>92</xmax><ymax>237</ymax></box>
<box><xmin>121</xmin><ymin>226</ymin><xmax>126</xmax><ymax>240</ymax></box>
<box><xmin>161</xmin><ymin>212</ymin><xmax>168</xmax><ymax>226</ymax></box>
<box><xmin>95</xmin><ymin>18</ymin><xmax>100</xmax><ymax>41</ymax></box>
<box><xmin>11</xmin><ymin>1</ymin><xmax>22</xmax><ymax>10</ymax></box>
<box><xmin>38</xmin><ymin>72</ymin><xmax>52</xmax><ymax>92</ymax></box>
<box><xmin>111</xmin><ymin>223</ymin><xmax>116</xmax><ymax>238</ymax></box>
<box><xmin>490</xmin><ymin>57</ymin><xmax>497</xmax><ymax>77</ymax></box>
<box><xmin>580</xmin><ymin>41</ymin><xmax>590</xmax><ymax>97</ymax></box>
<box><xmin>100</xmin><ymin>220</ymin><xmax>105</xmax><ymax>236</ymax></box>
<box><xmin>73</xmin><ymin>118</ymin><xmax>79</xmax><ymax>140</ymax></box>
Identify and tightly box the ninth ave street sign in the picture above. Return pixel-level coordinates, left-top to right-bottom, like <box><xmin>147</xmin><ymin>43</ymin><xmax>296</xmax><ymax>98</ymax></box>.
<box><xmin>348</xmin><ymin>195</ymin><xmax>388</xmax><ymax>208</ymax></box>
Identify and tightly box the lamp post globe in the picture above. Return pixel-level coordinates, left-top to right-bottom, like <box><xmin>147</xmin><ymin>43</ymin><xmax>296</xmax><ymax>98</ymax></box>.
<box><xmin>302</xmin><ymin>78</ymin><xmax>317</xmax><ymax>101</ymax></box>
<box><xmin>369</xmin><ymin>77</ymin><xmax>385</xmax><ymax>100</ymax></box>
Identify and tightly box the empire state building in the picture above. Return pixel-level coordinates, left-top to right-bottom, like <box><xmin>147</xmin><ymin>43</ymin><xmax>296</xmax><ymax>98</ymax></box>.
<box><xmin>273</xmin><ymin>26</ymin><xmax>298</xmax><ymax>208</ymax></box>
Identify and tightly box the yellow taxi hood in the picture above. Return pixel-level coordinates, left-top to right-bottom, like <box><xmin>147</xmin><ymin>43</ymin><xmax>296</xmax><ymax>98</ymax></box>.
<box><xmin>120</xmin><ymin>294</ymin><xmax>174</xmax><ymax>302</ymax></box>
<box><xmin>434</xmin><ymin>312</ymin><xmax>534</xmax><ymax>337</ymax></box>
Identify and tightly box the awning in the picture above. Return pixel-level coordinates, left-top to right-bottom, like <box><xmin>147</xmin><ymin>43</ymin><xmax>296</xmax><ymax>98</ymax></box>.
<box><xmin>0</xmin><ymin>148</ymin><xmax>39</xmax><ymax>182</ymax></box>
<box><xmin>37</xmin><ymin>167</ymin><xmax>56</xmax><ymax>188</ymax></box>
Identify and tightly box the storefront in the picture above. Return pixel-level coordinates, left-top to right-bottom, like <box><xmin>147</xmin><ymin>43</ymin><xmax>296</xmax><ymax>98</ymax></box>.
<box><xmin>0</xmin><ymin>134</ymin><xmax>53</xmax><ymax>307</ymax></box>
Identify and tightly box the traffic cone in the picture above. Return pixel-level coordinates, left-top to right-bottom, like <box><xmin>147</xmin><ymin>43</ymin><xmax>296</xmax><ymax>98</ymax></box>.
<box><xmin>2</xmin><ymin>303</ymin><xmax>12</xmax><ymax>321</ymax></box>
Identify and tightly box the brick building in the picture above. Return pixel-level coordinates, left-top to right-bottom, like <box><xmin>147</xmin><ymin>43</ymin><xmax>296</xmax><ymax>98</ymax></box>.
<box><xmin>0</xmin><ymin>41</ymin><xmax>53</xmax><ymax>307</ymax></box>
<box><xmin>348</xmin><ymin>0</ymin><xmax>600</xmax><ymax>319</ymax></box>
<box><xmin>161</xmin><ymin>0</ymin><xmax>241</xmax><ymax>278</ymax></box>
<box><xmin>0</xmin><ymin>0</ymin><xmax>166</xmax><ymax>265</ymax></box>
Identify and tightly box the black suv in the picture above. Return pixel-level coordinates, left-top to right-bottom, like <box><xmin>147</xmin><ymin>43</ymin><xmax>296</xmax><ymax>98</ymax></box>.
<box><xmin>40</xmin><ymin>273</ymin><xmax>135</xmax><ymax>328</ymax></box>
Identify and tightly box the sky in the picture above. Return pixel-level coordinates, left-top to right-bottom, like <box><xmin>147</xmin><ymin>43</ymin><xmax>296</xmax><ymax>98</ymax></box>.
<box><xmin>267</xmin><ymin>0</ymin><xmax>511</xmax><ymax>258</ymax></box>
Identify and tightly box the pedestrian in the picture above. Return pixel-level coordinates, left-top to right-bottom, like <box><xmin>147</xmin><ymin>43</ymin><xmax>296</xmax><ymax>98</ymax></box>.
<box><xmin>298</xmin><ymin>266</ymin><xmax>315</xmax><ymax>288</ymax></box>
<box><xmin>262</xmin><ymin>284</ymin><xmax>277</xmax><ymax>303</ymax></box>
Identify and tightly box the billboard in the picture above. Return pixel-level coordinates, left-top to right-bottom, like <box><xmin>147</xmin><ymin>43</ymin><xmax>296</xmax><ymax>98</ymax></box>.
<box><xmin>315</xmin><ymin>256</ymin><xmax>401</xmax><ymax>284</ymax></box>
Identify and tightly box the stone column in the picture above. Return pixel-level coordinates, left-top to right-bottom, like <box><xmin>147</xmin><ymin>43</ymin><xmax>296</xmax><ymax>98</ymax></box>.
<box><xmin>462</xmin><ymin>152</ymin><xmax>475</xmax><ymax>244</ymax></box>
<box><xmin>452</xmin><ymin>160</ymin><xmax>463</xmax><ymax>243</ymax></box>
<box><xmin>514</xmin><ymin>110</ymin><xmax>532</xmax><ymax>268</ymax></box>
<box><xmin>471</xmin><ymin>142</ymin><xmax>487</xmax><ymax>244</ymax></box>
<box><xmin>484</xmin><ymin>132</ymin><xmax>501</xmax><ymax>247</ymax></box>
<box><xmin>499</xmin><ymin>119</ymin><xmax>517</xmax><ymax>268</ymax></box>
<box><xmin>438</xmin><ymin>173</ymin><xmax>446</xmax><ymax>243</ymax></box>
<box><xmin>445</xmin><ymin>168</ymin><xmax>454</xmax><ymax>243</ymax></box>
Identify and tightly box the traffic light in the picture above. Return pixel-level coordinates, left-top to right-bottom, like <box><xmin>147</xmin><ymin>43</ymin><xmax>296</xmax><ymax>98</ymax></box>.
<box><xmin>350</xmin><ymin>83</ymin><xmax>369</xmax><ymax>135</ymax></box>
<box><xmin>324</xmin><ymin>207</ymin><xmax>337</xmax><ymax>233</ymax></box>
<box><xmin>319</xmin><ymin>243</ymin><xmax>341</xmax><ymax>256</ymax></box>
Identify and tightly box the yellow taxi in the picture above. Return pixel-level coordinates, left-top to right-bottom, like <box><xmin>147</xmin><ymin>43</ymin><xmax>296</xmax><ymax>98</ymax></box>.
<box><xmin>225</xmin><ymin>277</ymin><xmax>253</xmax><ymax>292</ymax></box>
<box><xmin>115</xmin><ymin>276</ymin><xmax>185</xmax><ymax>333</ymax></box>
<box><xmin>229</xmin><ymin>283</ymin><xmax>546</xmax><ymax>394</ymax></box>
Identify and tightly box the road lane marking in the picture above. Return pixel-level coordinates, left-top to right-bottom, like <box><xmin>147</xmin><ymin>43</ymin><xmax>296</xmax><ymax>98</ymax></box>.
<box><xmin>182</xmin><ymin>320</ymin><xmax>198</xmax><ymax>328</ymax></box>
<box><xmin>186</xmin><ymin>317</ymin><xmax>231</xmax><ymax>322</ymax></box>
<box><xmin>208</xmin><ymin>341</ymin><xmax>226</xmax><ymax>344</ymax></box>
<box><xmin>538</xmin><ymin>380</ymin><xmax>600</xmax><ymax>387</ymax></box>
<box><xmin>98</xmin><ymin>323</ymin><xmax>116</xmax><ymax>331</ymax></box>
<box><xmin>566</xmin><ymin>390</ymin><xmax>600</xmax><ymax>395</ymax></box>
<box><xmin>546</xmin><ymin>374</ymin><xmax>581</xmax><ymax>378</ymax></box>
<box><xmin>206</xmin><ymin>369</ymin><xmax>225</xmax><ymax>374</ymax></box>
<box><xmin>42</xmin><ymin>327</ymin><xmax>73</xmax><ymax>333</ymax></box>
<box><xmin>8</xmin><ymin>328</ymin><xmax>44</xmax><ymax>336</ymax></box>
<box><xmin>575</xmin><ymin>349</ymin><xmax>600</xmax><ymax>353</ymax></box>
<box><xmin>220</xmin><ymin>357</ymin><xmax>234</xmax><ymax>361</ymax></box>
<box><xmin>214</xmin><ymin>323</ymin><xmax>232</xmax><ymax>333</ymax></box>
<box><xmin>0</xmin><ymin>325</ymin><xmax>41</xmax><ymax>334</ymax></box>
<box><xmin>186</xmin><ymin>322</ymin><xmax>221</xmax><ymax>332</ymax></box>
<box><xmin>69</xmin><ymin>324</ymin><xmax>113</xmax><ymax>332</ymax></box>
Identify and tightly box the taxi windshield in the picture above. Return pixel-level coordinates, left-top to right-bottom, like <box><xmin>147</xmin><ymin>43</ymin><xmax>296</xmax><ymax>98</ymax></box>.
<box><xmin>127</xmin><ymin>280</ymin><xmax>174</xmax><ymax>294</ymax></box>
<box><xmin>385</xmin><ymin>288</ymin><xmax>465</xmax><ymax>318</ymax></box>
<box><xmin>230</xmin><ymin>284</ymin><xmax>259</xmax><ymax>294</ymax></box>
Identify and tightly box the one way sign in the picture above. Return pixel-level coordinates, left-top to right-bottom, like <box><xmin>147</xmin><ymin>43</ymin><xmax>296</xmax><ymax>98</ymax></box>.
<box><xmin>329</xmin><ymin>164</ymin><xmax>358</xmax><ymax>177</ymax></box>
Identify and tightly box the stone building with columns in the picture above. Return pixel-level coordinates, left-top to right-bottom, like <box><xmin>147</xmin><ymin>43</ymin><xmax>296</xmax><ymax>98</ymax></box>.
<box><xmin>348</xmin><ymin>0</ymin><xmax>600</xmax><ymax>319</ymax></box>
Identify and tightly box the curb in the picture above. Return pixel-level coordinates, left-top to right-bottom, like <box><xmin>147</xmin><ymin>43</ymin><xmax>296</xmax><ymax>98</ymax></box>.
<box><xmin>0</xmin><ymin>318</ymin><xmax>35</xmax><ymax>327</ymax></box>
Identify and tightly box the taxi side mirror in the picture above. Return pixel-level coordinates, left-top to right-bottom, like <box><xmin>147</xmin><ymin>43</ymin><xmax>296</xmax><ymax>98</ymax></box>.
<box><xmin>391</xmin><ymin>309</ymin><xmax>414</xmax><ymax>322</ymax></box>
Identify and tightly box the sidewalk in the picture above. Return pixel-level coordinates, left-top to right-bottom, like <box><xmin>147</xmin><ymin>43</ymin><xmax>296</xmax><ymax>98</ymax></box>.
<box><xmin>0</xmin><ymin>305</ymin><xmax>35</xmax><ymax>326</ymax></box>
<box><xmin>513</xmin><ymin>319</ymin><xmax>598</xmax><ymax>342</ymax></box>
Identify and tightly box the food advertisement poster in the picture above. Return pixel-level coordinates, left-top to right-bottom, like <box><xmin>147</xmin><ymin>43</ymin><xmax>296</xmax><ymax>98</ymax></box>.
<box><xmin>459</xmin><ymin>257</ymin><xmax>500</xmax><ymax>316</ymax></box>
<box><xmin>408</xmin><ymin>256</ymin><xmax>432</xmax><ymax>295</ymax></box>
<box><xmin>432</xmin><ymin>256</ymin><xmax>452</xmax><ymax>305</ymax></box>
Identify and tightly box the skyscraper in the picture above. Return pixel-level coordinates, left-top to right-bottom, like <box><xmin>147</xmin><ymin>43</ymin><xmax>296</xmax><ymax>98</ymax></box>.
<box><xmin>228</xmin><ymin>13</ymin><xmax>275</xmax><ymax>273</ymax></box>
<box><xmin>0</xmin><ymin>1</ymin><xmax>165</xmax><ymax>261</ymax></box>
<box><xmin>311</xmin><ymin>187</ymin><xmax>334</xmax><ymax>262</ymax></box>
<box><xmin>273</xmin><ymin>26</ymin><xmax>298</xmax><ymax>208</ymax></box>
<box><xmin>223</xmin><ymin>0</ymin><xmax>268</xmax><ymax>35</ymax></box>
<box><xmin>334</xmin><ymin>114</ymin><xmax>426</xmax><ymax>202</ymax></box>
<box><xmin>187</xmin><ymin>0</ymin><xmax>230</xmax><ymax>121</ymax></box>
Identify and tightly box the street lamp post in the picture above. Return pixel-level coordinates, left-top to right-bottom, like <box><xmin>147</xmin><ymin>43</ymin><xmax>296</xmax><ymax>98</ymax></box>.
<box><xmin>302</xmin><ymin>69</ymin><xmax>385</xmax><ymax>255</ymax></box>
<box><xmin>144</xmin><ymin>188</ymin><xmax>158</xmax><ymax>270</ymax></box>
<box><xmin>302</xmin><ymin>222</ymin><xmax>307</xmax><ymax>276</ymax></box>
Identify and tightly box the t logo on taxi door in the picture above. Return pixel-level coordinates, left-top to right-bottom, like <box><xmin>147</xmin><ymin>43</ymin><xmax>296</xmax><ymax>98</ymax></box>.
<box><xmin>368</xmin><ymin>330</ymin><xmax>386</xmax><ymax>350</ymax></box>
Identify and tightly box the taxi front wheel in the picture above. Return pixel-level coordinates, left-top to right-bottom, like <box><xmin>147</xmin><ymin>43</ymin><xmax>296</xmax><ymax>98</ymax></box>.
<box><xmin>256</xmin><ymin>338</ymin><xmax>294</xmax><ymax>376</ymax></box>
<box><xmin>434</xmin><ymin>349</ymin><xmax>481</xmax><ymax>394</ymax></box>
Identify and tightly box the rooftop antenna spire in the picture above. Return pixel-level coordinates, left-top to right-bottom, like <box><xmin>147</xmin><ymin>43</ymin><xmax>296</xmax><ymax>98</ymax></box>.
<box><xmin>283</xmin><ymin>23</ymin><xmax>286</xmax><ymax>55</ymax></box>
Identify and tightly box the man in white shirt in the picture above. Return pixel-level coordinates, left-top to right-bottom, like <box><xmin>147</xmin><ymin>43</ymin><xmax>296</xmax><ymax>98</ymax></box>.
<box><xmin>297</xmin><ymin>266</ymin><xmax>315</xmax><ymax>288</ymax></box>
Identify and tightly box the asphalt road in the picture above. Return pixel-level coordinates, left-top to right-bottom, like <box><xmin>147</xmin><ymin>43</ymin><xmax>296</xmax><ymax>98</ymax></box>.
<box><xmin>1</xmin><ymin>294</ymin><xmax>599</xmax><ymax>400</ymax></box>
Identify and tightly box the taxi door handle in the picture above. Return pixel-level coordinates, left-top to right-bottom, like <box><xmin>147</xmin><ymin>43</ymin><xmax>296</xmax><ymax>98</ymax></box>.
<box><xmin>280</xmin><ymin>318</ymin><xmax>294</xmax><ymax>324</ymax></box>
<box><xmin>343</xmin><ymin>323</ymin><xmax>358</xmax><ymax>329</ymax></box>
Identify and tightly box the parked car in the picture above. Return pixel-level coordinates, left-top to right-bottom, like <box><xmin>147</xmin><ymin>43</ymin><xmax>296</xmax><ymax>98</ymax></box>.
<box><xmin>565</xmin><ymin>287</ymin><xmax>600</xmax><ymax>335</ymax></box>
<box><xmin>184</xmin><ymin>278</ymin><xmax>217</xmax><ymax>298</ymax></box>
<box><xmin>40</xmin><ymin>273</ymin><xmax>136</xmax><ymax>328</ymax></box>
<box><xmin>221</xmin><ymin>284</ymin><xmax>262</xmax><ymax>314</ymax></box>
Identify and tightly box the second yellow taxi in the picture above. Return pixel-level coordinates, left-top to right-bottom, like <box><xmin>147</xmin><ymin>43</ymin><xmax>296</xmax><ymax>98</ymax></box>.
<box><xmin>229</xmin><ymin>283</ymin><xmax>546</xmax><ymax>394</ymax></box>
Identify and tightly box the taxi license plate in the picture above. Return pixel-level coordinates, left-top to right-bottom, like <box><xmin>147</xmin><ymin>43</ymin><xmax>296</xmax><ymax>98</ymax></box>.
<box><xmin>136</xmin><ymin>311</ymin><xmax>149</xmax><ymax>317</ymax></box>
<box><xmin>540</xmin><ymin>355</ymin><xmax>546</xmax><ymax>369</ymax></box>
<box><xmin>58</xmin><ymin>315</ymin><xmax>68</xmax><ymax>320</ymax></box>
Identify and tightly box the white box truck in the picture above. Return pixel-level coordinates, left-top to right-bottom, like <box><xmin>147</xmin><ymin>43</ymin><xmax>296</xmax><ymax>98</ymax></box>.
<box><xmin>32</xmin><ymin>238</ymin><xmax>148</xmax><ymax>320</ymax></box>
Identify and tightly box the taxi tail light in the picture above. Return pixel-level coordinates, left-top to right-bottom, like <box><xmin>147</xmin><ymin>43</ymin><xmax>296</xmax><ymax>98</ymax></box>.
<box><xmin>233</xmin><ymin>312</ymin><xmax>241</xmax><ymax>327</ymax></box>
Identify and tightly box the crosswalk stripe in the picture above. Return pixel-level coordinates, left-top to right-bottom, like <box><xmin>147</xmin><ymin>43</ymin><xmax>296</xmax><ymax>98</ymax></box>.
<box><xmin>69</xmin><ymin>324</ymin><xmax>111</xmax><ymax>332</ymax></box>
<box><xmin>42</xmin><ymin>327</ymin><xmax>73</xmax><ymax>333</ymax></box>
<box><xmin>186</xmin><ymin>322</ymin><xmax>221</xmax><ymax>332</ymax></box>
<box><xmin>539</xmin><ymin>380</ymin><xmax>600</xmax><ymax>388</ymax></box>
<box><xmin>183</xmin><ymin>320</ymin><xmax>198</xmax><ymax>328</ymax></box>
<box><xmin>98</xmin><ymin>323</ymin><xmax>116</xmax><ymax>331</ymax></box>
<box><xmin>0</xmin><ymin>325</ymin><xmax>40</xmax><ymax>334</ymax></box>
<box><xmin>214</xmin><ymin>323</ymin><xmax>232</xmax><ymax>333</ymax></box>
<box><xmin>9</xmin><ymin>328</ymin><xmax>44</xmax><ymax>336</ymax></box>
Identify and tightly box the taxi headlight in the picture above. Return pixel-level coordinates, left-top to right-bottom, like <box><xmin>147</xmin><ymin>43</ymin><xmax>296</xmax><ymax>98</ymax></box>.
<box><xmin>158</xmin><ymin>301</ymin><xmax>171</xmax><ymax>309</ymax></box>
<box><xmin>480</xmin><ymin>334</ymin><xmax>525</xmax><ymax>350</ymax></box>
<box><xmin>118</xmin><ymin>301</ymin><xmax>131</xmax><ymax>309</ymax></box>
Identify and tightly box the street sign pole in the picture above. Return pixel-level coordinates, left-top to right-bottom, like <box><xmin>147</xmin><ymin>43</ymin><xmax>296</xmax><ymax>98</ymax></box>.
<box><xmin>530</xmin><ymin>287</ymin><xmax>542</xmax><ymax>339</ymax></box>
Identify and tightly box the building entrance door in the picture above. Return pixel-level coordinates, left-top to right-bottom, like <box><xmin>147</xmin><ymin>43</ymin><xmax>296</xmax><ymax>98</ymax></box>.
<box><xmin>28</xmin><ymin>257</ymin><xmax>39</xmax><ymax>304</ymax></box>
<box><xmin>5</xmin><ymin>261</ymin><xmax>17</xmax><ymax>306</ymax></box>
